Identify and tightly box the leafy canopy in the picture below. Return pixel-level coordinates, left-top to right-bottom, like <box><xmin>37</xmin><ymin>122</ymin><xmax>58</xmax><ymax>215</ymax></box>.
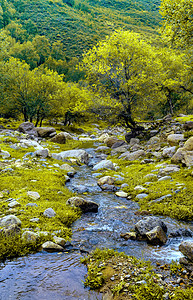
<box><xmin>82</xmin><ymin>30</ymin><xmax>163</xmax><ymax>127</ymax></box>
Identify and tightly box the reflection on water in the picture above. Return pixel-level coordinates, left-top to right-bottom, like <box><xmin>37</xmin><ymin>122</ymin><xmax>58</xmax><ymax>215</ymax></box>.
<box><xmin>0</xmin><ymin>252</ymin><xmax>102</xmax><ymax>300</ymax></box>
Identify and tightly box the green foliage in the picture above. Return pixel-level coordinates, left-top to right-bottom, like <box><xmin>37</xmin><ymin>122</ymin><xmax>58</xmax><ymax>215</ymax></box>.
<box><xmin>170</xmin><ymin>261</ymin><xmax>183</xmax><ymax>276</ymax></box>
<box><xmin>172</xmin><ymin>288</ymin><xmax>193</xmax><ymax>300</ymax></box>
<box><xmin>131</xmin><ymin>280</ymin><xmax>165</xmax><ymax>299</ymax></box>
<box><xmin>160</xmin><ymin>0</ymin><xmax>193</xmax><ymax>49</ymax></box>
<box><xmin>0</xmin><ymin>232</ymin><xmax>50</xmax><ymax>261</ymax></box>
<box><xmin>82</xmin><ymin>30</ymin><xmax>163</xmax><ymax>128</ymax></box>
<box><xmin>7</xmin><ymin>0</ymin><xmax>160</xmax><ymax>57</ymax></box>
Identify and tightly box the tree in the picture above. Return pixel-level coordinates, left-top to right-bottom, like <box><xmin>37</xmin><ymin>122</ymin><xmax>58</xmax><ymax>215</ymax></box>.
<box><xmin>32</xmin><ymin>35</ymin><xmax>51</xmax><ymax>66</ymax></box>
<box><xmin>9</xmin><ymin>40</ymin><xmax>40</xmax><ymax>69</ymax></box>
<box><xmin>160</xmin><ymin>0</ymin><xmax>193</xmax><ymax>97</ymax></box>
<box><xmin>5</xmin><ymin>21</ymin><xmax>28</xmax><ymax>43</ymax></box>
<box><xmin>50</xmin><ymin>82</ymin><xmax>93</xmax><ymax>124</ymax></box>
<box><xmin>160</xmin><ymin>0</ymin><xmax>193</xmax><ymax>49</ymax></box>
<box><xmin>0</xmin><ymin>29</ymin><xmax>14</xmax><ymax>61</ymax></box>
<box><xmin>0</xmin><ymin>0</ymin><xmax>16</xmax><ymax>29</ymax></box>
<box><xmin>156</xmin><ymin>47</ymin><xmax>188</xmax><ymax>115</ymax></box>
<box><xmin>0</xmin><ymin>58</ymin><xmax>64</xmax><ymax>125</ymax></box>
<box><xmin>81</xmin><ymin>30</ymin><xmax>163</xmax><ymax>128</ymax></box>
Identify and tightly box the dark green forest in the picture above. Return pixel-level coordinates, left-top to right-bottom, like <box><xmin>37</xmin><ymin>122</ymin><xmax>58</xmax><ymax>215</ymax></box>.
<box><xmin>1</xmin><ymin>0</ymin><xmax>161</xmax><ymax>57</ymax></box>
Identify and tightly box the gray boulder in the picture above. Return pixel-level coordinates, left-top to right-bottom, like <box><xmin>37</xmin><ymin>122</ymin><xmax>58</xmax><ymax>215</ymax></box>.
<box><xmin>162</xmin><ymin>146</ymin><xmax>176</xmax><ymax>158</ymax></box>
<box><xmin>183</xmin><ymin>137</ymin><xmax>193</xmax><ymax>151</ymax></box>
<box><xmin>22</xmin><ymin>231</ymin><xmax>38</xmax><ymax>242</ymax></box>
<box><xmin>146</xmin><ymin>226</ymin><xmax>167</xmax><ymax>245</ymax></box>
<box><xmin>27</xmin><ymin>191</ymin><xmax>40</xmax><ymax>200</ymax></box>
<box><xmin>93</xmin><ymin>160</ymin><xmax>115</xmax><ymax>171</ymax></box>
<box><xmin>135</xmin><ymin>216</ymin><xmax>167</xmax><ymax>236</ymax></box>
<box><xmin>18</xmin><ymin>122</ymin><xmax>38</xmax><ymax>136</ymax></box>
<box><xmin>119</xmin><ymin>150</ymin><xmax>145</xmax><ymax>161</ymax></box>
<box><xmin>52</xmin><ymin>149</ymin><xmax>89</xmax><ymax>164</ymax></box>
<box><xmin>97</xmin><ymin>176</ymin><xmax>115</xmax><ymax>186</ymax></box>
<box><xmin>0</xmin><ymin>150</ymin><xmax>11</xmax><ymax>158</ymax></box>
<box><xmin>0</xmin><ymin>215</ymin><xmax>21</xmax><ymax>228</ymax></box>
<box><xmin>49</xmin><ymin>132</ymin><xmax>66</xmax><ymax>144</ymax></box>
<box><xmin>167</xmin><ymin>134</ymin><xmax>184</xmax><ymax>146</ymax></box>
<box><xmin>42</xmin><ymin>241</ymin><xmax>64</xmax><ymax>251</ymax></box>
<box><xmin>35</xmin><ymin>148</ymin><xmax>50</xmax><ymax>158</ymax></box>
<box><xmin>36</xmin><ymin>127</ymin><xmax>56</xmax><ymax>137</ymax></box>
<box><xmin>53</xmin><ymin>236</ymin><xmax>66</xmax><ymax>247</ymax></box>
<box><xmin>60</xmin><ymin>164</ymin><xmax>76</xmax><ymax>176</ymax></box>
<box><xmin>2</xmin><ymin>224</ymin><xmax>21</xmax><ymax>236</ymax></box>
<box><xmin>179</xmin><ymin>241</ymin><xmax>193</xmax><ymax>262</ymax></box>
<box><xmin>66</xmin><ymin>196</ymin><xmax>98</xmax><ymax>213</ymax></box>
<box><xmin>43</xmin><ymin>208</ymin><xmax>56</xmax><ymax>218</ymax></box>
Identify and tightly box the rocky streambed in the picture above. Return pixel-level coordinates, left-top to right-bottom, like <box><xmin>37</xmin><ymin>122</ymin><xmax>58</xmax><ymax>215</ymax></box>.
<box><xmin>1</xmin><ymin>119</ymin><xmax>193</xmax><ymax>299</ymax></box>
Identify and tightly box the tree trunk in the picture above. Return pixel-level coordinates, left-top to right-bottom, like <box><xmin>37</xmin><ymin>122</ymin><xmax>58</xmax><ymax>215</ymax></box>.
<box><xmin>167</xmin><ymin>89</ymin><xmax>174</xmax><ymax>115</ymax></box>
<box><xmin>40</xmin><ymin>116</ymin><xmax>44</xmax><ymax>127</ymax></box>
<box><xmin>35</xmin><ymin>110</ymin><xmax>40</xmax><ymax>127</ymax></box>
<box><xmin>23</xmin><ymin>107</ymin><xmax>28</xmax><ymax>122</ymax></box>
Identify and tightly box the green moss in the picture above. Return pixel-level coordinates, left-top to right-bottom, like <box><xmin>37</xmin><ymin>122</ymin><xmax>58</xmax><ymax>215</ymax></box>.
<box><xmin>0</xmin><ymin>232</ymin><xmax>51</xmax><ymax>261</ymax></box>
<box><xmin>81</xmin><ymin>248</ymin><xmax>164</xmax><ymax>298</ymax></box>
<box><xmin>175</xmin><ymin>115</ymin><xmax>193</xmax><ymax>123</ymax></box>
<box><xmin>107</xmin><ymin>155</ymin><xmax>193</xmax><ymax>221</ymax></box>
<box><xmin>0</xmin><ymin>167</ymin><xmax>81</xmax><ymax>233</ymax></box>
<box><xmin>138</xmin><ymin>169</ymin><xmax>193</xmax><ymax>220</ymax></box>
<box><xmin>172</xmin><ymin>288</ymin><xmax>193</xmax><ymax>299</ymax></box>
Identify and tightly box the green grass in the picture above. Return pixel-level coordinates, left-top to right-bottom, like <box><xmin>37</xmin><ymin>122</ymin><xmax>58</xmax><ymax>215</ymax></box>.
<box><xmin>81</xmin><ymin>248</ymin><xmax>193</xmax><ymax>299</ymax></box>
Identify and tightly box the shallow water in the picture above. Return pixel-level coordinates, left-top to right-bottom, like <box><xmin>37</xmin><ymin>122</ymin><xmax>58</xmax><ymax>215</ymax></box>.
<box><xmin>1</xmin><ymin>147</ymin><xmax>193</xmax><ymax>299</ymax></box>
<box><xmin>0</xmin><ymin>252</ymin><xmax>102</xmax><ymax>300</ymax></box>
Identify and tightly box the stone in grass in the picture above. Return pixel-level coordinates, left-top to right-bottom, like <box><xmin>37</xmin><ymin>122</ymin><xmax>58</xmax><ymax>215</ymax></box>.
<box><xmin>115</xmin><ymin>191</ymin><xmax>128</xmax><ymax>198</ymax></box>
<box><xmin>22</xmin><ymin>231</ymin><xmax>38</xmax><ymax>242</ymax></box>
<box><xmin>60</xmin><ymin>164</ymin><xmax>77</xmax><ymax>176</ymax></box>
<box><xmin>158</xmin><ymin>176</ymin><xmax>172</xmax><ymax>181</ymax></box>
<box><xmin>3</xmin><ymin>224</ymin><xmax>21</xmax><ymax>236</ymax></box>
<box><xmin>66</xmin><ymin>197</ymin><xmax>98</xmax><ymax>213</ymax></box>
<box><xmin>93</xmin><ymin>160</ymin><xmax>115</xmax><ymax>171</ymax></box>
<box><xmin>8</xmin><ymin>201</ymin><xmax>21</xmax><ymax>208</ymax></box>
<box><xmin>30</xmin><ymin>218</ymin><xmax>40</xmax><ymax>223</ymax></box>
<box><xmin>42</xmin><ymin>241</ymin><xmax>64</xmax><ymax>252</ymax></box>
<box><xmin>27</xmin><ymin>191</ymin><xmax>40</xmax><ymax>200</ymax></box>
<box><xmin>97</xmin><ymin>176</ymin><xmax>115</xmax><ymax>186</ymax></box>
<box><xmin>43</xmin><ymin>208</ymin><xmax>56</xmax><ymax>218</ymax></box>
<box><xmin>136</xmin><ymin>193</ymin><xmax>148</xmax><ymax>200</ymax></box>
<box><xmin>0</xmin><ymin>215</ymin><xmax>21</xmax><ymax>228</ymax></box>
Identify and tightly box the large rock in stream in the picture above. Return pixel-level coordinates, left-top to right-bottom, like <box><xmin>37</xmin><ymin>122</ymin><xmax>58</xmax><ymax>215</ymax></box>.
<box><xmin>134</xmin><ymin>217</ymin><xmax>168</xmax><ymax>245</ymax></box>
<box><xmin>66</xmin><ymin>197</ymin><xmax>98</xmax><ymax>213</ymax></box>
<box><xmin>93</xmin><ymin>160</ymin><xmax>115</xmax><ymax>171</ymax></box>
<box><xmin>135</xmin><ymin>216</ymin><xmax>167</xmax><ymax>236</ymax></box>
<box><xmin>52</xmin><ymin>149</ymin><xmax>89</xmax><ymax>164</ymax></box>
<box><xmin>179</xmin><ymin>241</ymin><xmax>193</xmax><ymax>262</ymax></box>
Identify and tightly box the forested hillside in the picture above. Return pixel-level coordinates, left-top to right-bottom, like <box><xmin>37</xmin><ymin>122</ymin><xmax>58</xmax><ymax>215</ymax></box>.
<box><xmin>0</xmin><ymin>0</ymin><xmax>192</xmax><ymax>126</ymax></box>
<box><xmin>1</xmin><ymin>0</ymin><xmax>161</xmax><ymax>57</ymax></box>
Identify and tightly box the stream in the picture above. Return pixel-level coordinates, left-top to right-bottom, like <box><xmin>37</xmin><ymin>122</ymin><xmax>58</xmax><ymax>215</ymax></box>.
<box><xmin>0</xmin><ymin>146</ymin><xmax>193</xmax><ymax>300</ymax></box>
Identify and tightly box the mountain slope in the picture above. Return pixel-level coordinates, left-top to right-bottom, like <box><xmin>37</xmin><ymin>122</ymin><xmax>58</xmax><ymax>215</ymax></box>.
<box><xmin>8</xmin><ymin>0</ymin><xmax>161</xmax><ymax>57</ymax></box>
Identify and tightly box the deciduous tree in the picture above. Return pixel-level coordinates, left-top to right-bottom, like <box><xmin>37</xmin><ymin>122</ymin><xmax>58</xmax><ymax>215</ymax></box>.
<box><xmin>82</xmin><ymin>30</ymin><xmax>163</xmax><ymax>128</ymax></box>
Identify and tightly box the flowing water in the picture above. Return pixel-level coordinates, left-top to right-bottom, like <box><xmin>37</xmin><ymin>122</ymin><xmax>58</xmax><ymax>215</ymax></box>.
<box><xmin>1</xmin><ymin>147</ymin><xmax>193</xmax><ymax>300</ymax></box>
